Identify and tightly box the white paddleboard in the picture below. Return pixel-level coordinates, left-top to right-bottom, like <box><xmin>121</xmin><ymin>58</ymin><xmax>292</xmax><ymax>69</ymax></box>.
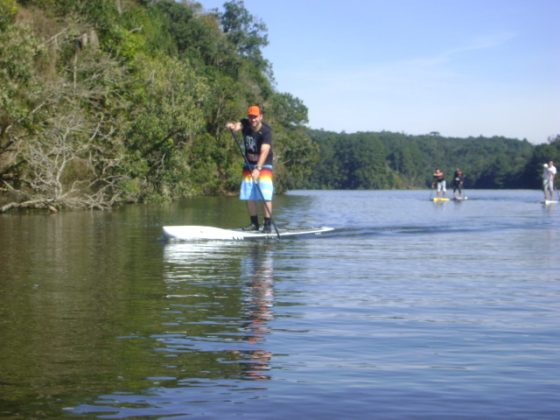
<box><xmin>542</xmin><ymin>200</ymin><xmax>558</xmax><ymax>205</ymax></box>
<box><xmin>452</xmin><ymin>196</ymin><xmax>468</xmax><ymax>201</ymax></box>
<box><xmin>162</xmin><ymin>225</ymin><xmax>334</xmax><ymax>241</ymax></box>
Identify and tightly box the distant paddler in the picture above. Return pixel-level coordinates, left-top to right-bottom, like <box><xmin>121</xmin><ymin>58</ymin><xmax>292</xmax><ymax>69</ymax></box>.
<box><xmin>432</xmin><ymin>168</ymin><xmax>446</xmax><ymax>198</ymax></box>
<box><xmin>452</xmin><ymin>168</ymin><xmax>465</xmax><ymax>200</ymax></box>
<box><xmin>543</xmin><ymin>161</ymin><xmax>557</xmax><ymax>201</ymax></box>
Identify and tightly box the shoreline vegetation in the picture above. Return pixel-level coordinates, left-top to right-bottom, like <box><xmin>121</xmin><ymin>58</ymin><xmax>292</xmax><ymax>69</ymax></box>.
<box><xmin>1</xmin><ymin>0</ymin><xmax>559</xmax><ymax>213</ymax></box>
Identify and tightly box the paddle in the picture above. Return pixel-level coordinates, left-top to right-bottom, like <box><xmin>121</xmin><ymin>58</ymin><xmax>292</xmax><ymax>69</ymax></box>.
<box><xmin>229</xmin><ymin>129</ymin><xmax>280</xmax><ymax>238</ymax></box>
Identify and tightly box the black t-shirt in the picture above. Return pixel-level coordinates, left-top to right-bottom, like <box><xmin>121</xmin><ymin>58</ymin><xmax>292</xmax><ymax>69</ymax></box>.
<box><xmin>241</xmin><ymin>119</ymin><xmax>273</xmax><ymax>165</ymax></box>
<box><xmin>453</xmin><ymin>172</ymin><xmax>464</xmax><ymax>184</ymax></box>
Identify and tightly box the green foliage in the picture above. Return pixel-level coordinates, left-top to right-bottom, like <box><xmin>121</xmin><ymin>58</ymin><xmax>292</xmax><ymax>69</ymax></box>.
<box><xmin>270</xmin><ymin>92</ymin><xmax>308</xmax><ymax>127</ymax></box>
<box><xmin>124</xmin><ymin>53</ymin><xmax>208</xmax><ymax>199</ymax></box>
<box><xmin>265</xmin><ymin>92</ymin><xmax>316</xmax><ymax>190</ymax></box>
<box><xmin>153</xmin><ymin>0</ymin><xmax>200</xmax><ymax>58</ymax></box>
<box><xmin>0</xmin><ymin>21</ymin><xmax>45</xmax><ymax>184</ymax></box>
<box><xmin>2</xmin><ymin>0</ymin><xmax>306</xmax><ymax>209</ymax></box>
<box><xmin>0</xmin><ymin>0</ymin><xmax>17</xmax><ymax>30</ymax></box>
<box><xmin>304</xmin><ymin>131</ymin><xmax>382</xmax><ymax>189</ymax></box>
<box><xmin>0</xmin><ymin>24</ymin><xmax>40</xmax><ymax>83</ymax></box>
<box><xmin>304</xmin><ymin>130</ymin><xmax>541</xmax><ymax>190</ymax></box>
<box><xmin>221</xmin><ymin>0</ymin><xmax>268</xmax><ymax>65</ymax></box>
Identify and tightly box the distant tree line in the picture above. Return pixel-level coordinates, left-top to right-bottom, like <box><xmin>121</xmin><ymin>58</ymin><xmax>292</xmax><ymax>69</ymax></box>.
<box><xmin>1</xmin><ymin>0</ymin><xmax>558</xmax><ymax>212</ymax></box>
<box><xmin>300</xmin><ymin>131</ymin><xmax>560</xmax><ymax>191</ymax></box>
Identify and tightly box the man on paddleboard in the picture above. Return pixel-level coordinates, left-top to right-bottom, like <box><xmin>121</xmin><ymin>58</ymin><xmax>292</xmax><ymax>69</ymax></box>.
<box><xmin>432</xmin><ymin>168</ymin><xmax>446</xmax><ymax>197</ymax></box>
<box><xmin>226</xmin><ymin>105</ymin><xmax>274</xmax><ymax>233</ymax></box>
<box><xmin>452</xmin><ymin>168</ymin><xmax>465</xmax><ymax>199</ymax></box>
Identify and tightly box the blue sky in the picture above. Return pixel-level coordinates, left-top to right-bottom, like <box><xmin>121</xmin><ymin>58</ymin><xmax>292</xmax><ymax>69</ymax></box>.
<box><xmin>198</xmin><ymin>0</ymin><xmax>559</xmax><ymax>144</ymax></box>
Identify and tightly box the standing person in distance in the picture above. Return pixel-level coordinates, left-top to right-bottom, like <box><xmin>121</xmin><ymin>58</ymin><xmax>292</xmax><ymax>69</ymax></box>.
<box><xmin>542</xmin><ymin>163</ymin><xmax>549</xmax><ymax>200</ymax></box>
<box><xmin>545</xmin><ymin>160</ymin><xmax>557</xmax><ymax>201</ymax></box>
<box><xmin>452</xmin><ymin>168</ymin><xmax>465</xmax><ymax>199</ymax></box>
<box><xmin>226</xmin><ymin>105</ymin><xmax>274</xmax><ymax>233</ymax></box>
<box><xmin>432</xmin><ymin>168</ymin><xmax>446</xmax><ymax>197</ymax></box>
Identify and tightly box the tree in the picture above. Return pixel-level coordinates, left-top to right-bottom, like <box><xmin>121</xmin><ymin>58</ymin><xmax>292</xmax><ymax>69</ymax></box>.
<box><xmin>269</xmin><ymin>92</ymin><xmax>308</xmax><ymax>128</ymax></box>
<box><xmin>124</xmin><ymin>54</ymin><xmax>209</xmax><ymax>199</ymax></box>
<box><xmin>0</xmin><ymin>21</ymin><xmax>46</xmax><ymax>192</ymax></box>
<box><xmin>221</xmin><ymin>0</ymin><xmax>268</xmax><ymax>66</ymax></box>
<box><xmin>0</xmin><ymin>0</ymin><xmax>17</xmax><ymax>30</ymax></box>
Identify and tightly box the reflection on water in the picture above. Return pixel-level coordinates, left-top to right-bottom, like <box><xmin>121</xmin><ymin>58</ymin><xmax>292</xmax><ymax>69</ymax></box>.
<box><xmin>239</xmin><ymin>243</ymin><xmax>274</xmax><ymax>380</ymax></box>
<box><xmin>163</xmin><ymin>241</ymin><xmax>274</xmax><ymax>380</ymax></box>
<box><xmin>72</xmin><ymin>241</ymin><xmax>275</xmax><ymax>417</ymax></box>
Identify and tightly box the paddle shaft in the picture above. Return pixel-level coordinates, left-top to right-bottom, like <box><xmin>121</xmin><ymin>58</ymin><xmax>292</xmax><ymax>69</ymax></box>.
<box><xmin>229</xmin><ymin>129</ymin><xmax>280</xmax><ymax>237</ymax></box>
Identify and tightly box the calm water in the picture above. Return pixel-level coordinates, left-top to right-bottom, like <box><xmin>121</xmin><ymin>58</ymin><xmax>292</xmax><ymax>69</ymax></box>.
<box><xmin>1</xmin><ymin>190</ymin><xmax>559</xmax><ymax>419</ymax></box>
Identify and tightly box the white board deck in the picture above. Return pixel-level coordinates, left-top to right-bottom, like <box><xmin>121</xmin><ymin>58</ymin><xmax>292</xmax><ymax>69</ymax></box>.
<box><xmin>542</xmin><ymin>200</ymin><xmax>558</xmax><ymax>205</ymax></box>
<box><xmin>162</xmin><ymin>225</ymin><xmax>334</xmax><ymax>241</ymax></box>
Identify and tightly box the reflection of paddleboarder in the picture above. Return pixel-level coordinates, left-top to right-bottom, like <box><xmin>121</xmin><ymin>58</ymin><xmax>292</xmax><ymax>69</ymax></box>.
<box><xmin>240</xmin><ymin>244</ymin><xmax>274</xmax><ymax>380</ymax></box>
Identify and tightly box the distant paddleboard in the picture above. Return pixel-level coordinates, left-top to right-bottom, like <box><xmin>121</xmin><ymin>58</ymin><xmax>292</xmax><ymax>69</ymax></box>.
<box><xmin>452</xmin><ymin>196</ymin><xmax>468</xmax><ymax>201</ymax></box>
<box><xmin>432</xmin><ymin>197</ymin><xmax>449</xmax><ymax>202</ymax></box>
<box><xmin>162</xmin><ymin>225</ymin><xmax>334</xmax><ymax>241</ymax></box>
<box><xmin>542</xmin><ymin>200</ymin><xmax>558</xmax><ymax>205</ymax></box>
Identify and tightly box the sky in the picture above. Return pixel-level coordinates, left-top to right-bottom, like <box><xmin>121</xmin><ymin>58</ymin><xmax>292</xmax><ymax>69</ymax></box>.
<box><xmin>198</xmin><ymin>0</ymin><xmax>559</xmax><ymax>144</ymax></box>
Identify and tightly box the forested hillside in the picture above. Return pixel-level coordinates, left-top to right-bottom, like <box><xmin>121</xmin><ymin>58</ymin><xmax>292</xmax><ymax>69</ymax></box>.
<box><xmin>1</xmin><ymin>0</ymin><xmax>558</xmax><ymax>212</ymax></box>
<box><xmin>0</xmin><ymin>0</ymin><xmax>315</xmax><ymax>211</ymax></box>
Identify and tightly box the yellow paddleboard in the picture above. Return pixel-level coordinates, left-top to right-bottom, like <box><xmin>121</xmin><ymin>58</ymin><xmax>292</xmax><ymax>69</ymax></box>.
<box><xmin>432</xmin><ymin>197</ymin><xmax>449</xmax><ymax>202</ymax></box>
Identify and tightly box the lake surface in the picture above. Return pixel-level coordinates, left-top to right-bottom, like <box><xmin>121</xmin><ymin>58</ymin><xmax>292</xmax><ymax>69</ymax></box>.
<box><xmin>1</xmin><ymin>190</ymin><xmax>559</xmax><ymax>418</ymax></box>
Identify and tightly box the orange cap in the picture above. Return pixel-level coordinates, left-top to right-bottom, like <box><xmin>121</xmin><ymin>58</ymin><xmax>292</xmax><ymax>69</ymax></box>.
<box><xmin>247</xmin><ymin>105</ymin><xmax>261</xmax><ymax>117</ymax></box>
